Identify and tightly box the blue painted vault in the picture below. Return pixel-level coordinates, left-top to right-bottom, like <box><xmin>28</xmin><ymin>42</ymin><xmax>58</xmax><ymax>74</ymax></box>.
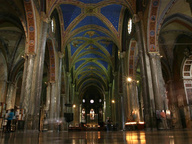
<box><xmin>59</xmin><ymin>0</ymin><xmax>126</xmax><ymax>92</ymax></box>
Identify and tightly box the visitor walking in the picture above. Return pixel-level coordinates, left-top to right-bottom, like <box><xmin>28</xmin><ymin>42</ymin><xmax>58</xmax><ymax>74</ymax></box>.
<box><xmin>6</xmin><ymin>109</ymin><xmax>14</xmax><ymax>132</ymax></box>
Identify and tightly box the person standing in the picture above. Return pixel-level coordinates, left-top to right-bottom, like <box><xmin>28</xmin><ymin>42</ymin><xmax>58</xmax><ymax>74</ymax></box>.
<box><xmin>6</xmin><ymin>109</ymin><xmax>14</xmax><ymax>132</ymax></box>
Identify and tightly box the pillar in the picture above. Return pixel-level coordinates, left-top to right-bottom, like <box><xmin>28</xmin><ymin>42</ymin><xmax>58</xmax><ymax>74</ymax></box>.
<box><xmin>120</xmin><ymin>52</ymin><xmax>127</xmax><ymax>130</ymax></box>
<box><xmin>6</xmin><ymin>83</ymin><xmax>15</xmax><ymax>110</ymax></box>
<box><xmin>149</xmin><ymin>53</ymin><xmax>167</xmax><ymax>129</ymax></box>
<box><xmin>56</xmin><ymin>52</ymin><xmax>64</xmax><ymax>118</ymax></box>
<box><xmin>127</xmin><ymin>82</ymin><xmax>132</xmax><ymax>120</ymax></box>
<box><xmin>11</xmin><ymin>84</ymin><xmax>17</xmax><ymax>109</ymax></box>
<box><xmin>72</xmin><ymin>84</ymin><xmax>77</xmax><ymax>126</ymax></box>
<box><xmin>127</xmin><ymin>82</ymin><xmax>131</xmax><ymax>117</ymax></box>
<box><xmin>112</xmin><ymin>72</ymin><xmax>118</xmax><ymax>124</ymax></box>
<box><xmin>149</xmin><ymin>53</ymin><xmax>163</xmax><ymax>110</ymax></box>
<box><xmin>130</xmin><ymin>81</ymin><xmax>140</xmax><ymax>122</ymax></box>
<box><xmin>21</xmin><ymin>54</ymin><xmax>35</xmax><ymax>130</ymax></box>
<box><xmin>20</xmin><ymin>54</ymin><xmax>28</xmax><ymax>106</ymax></box>
<box><xmin>108</xmin><ymin>83</ymin><xmax>112</xmax><ymax>119</ymax></box>
<box><xmin>105</xmin><ymin>92</ymin><xmax>110</xmax><ymax>118</ymax></box>
<box><xmin>48</xmin><ymin>82</ymin><xmax>56</xmax><ymax>130</ymax></box>
<box><xmin>45</xmin><ymin>83</ymin><xmax>50</xmax><ymax>111</ymax></box>
<box><xmin>71</xmin><ymin>84</ymin><xmax>75</xmax><ymax>105</ymax></box>
<box><xmin>60</xmin><ymin>94</ymin><xmax>67</xmax><ymax>130</ymax></box>
<box><xmin>66</xmin><ymin>72</ymin><xmax>71</xmax><ymax>105</ymax></box>
<box><xmin>133</xmin><ymin>14</ymin><xmax>152</xmax><ymax>129</ymax></box>
<box><xmin>103</xmin><ymin>94</ymin><xmax>106</xmax><ymax>122</ymax></box>
<box><xmin>32</xmin><ymin>19</ymin><xmax>49</xmax><ymax>130</ymax></box>
<box><xmin>22</xmin><ymin>54</ymin><xmax>35</xmax><ymax>114</ymax></box>
<box><xmin>73</xmin><ymin>103</ymin><xmax>79</xmax><ymax>127</ymax></box>
<box><xmin>79</xmin><ymin>104</ymin><xmax>82</xmax><ymax>123</ymax></box>
<box><xmin>167</xmin><ymin>80</ymin><xmax>182</xmax><ymax>128</ymax></box>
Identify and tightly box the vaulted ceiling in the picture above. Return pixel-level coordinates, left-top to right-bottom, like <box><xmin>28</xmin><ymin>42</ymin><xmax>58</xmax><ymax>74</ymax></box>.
<box><xmin>56</xmin><ymin>0</ymin><xmax>130</xmax><ymax>94</ymax></box>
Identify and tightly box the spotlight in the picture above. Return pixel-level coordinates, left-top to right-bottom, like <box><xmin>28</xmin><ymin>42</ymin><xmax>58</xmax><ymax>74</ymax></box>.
<box><xmin>127</xmin><ymin>77</ymin><xmax>132</xmax><ymax>82</ymax></box>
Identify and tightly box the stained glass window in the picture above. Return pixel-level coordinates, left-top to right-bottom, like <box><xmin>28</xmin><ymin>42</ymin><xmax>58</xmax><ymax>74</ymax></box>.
<box><xmin>127</xmin><ymin>18</ymin><xmax>132</xmax><ymax>34</ymax></box>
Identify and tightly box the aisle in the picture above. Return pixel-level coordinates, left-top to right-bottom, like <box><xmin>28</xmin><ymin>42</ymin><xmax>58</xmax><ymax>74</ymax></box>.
<box><xmin>0</xmin><ymin>130</ymin><xmax>192</xmax><ymax>144</ymax></box>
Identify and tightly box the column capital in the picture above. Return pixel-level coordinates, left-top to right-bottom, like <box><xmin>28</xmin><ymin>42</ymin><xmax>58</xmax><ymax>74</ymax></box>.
<box><xmin>67</xmin><ymin>72</ymin><xmax>71</xmax><ymax>77</ymax></box>
<box><xmin>113</xmin><ymin>72</ymin><xmax>118</xmax><ymax>77</ymax></box>
<box><xmin>49</xmin><ymin>81</ymin><xmax>56</xmax><ymax>84</ymax></box>
<box><xmin>166</xmin><ymin>79</ymin><xmax>173</xmax><ymax>84</ymax></box>
<box><xmin>132</xmin><ymin>14</ymin><xmax>140</xmax><ymax>23</ymax></box>
<box><xmin>148</xmin><ymin>52</ymin><xmax>160</xmax><ymax>59</ymax></box>
<box><xmin>22</xmin><ymin>53</ymin><xmax>36</xmax><ymax>59</ymax></box>
<box><xmin>58</xmin><ymin>51</ymin><xmax>64</xmax><ymax>58</ymax></box>
<box><xmin>6</xmin><ymin>81</ymin><xmax>15</xmax><ymax>86</ymax></box>
<box><xmin>72</xmin><ymin>84</ymin><xmax>75</xmax><ymax>88</ymax></box>
<box><xmin>139</xmin><ymin>49</ymin><xmax>143</xmax><ymax>54</ymax></box>
<box><xmin>41</xmin><ymin>12</ymin><xmax>50</xmax><ymax>23</ymax></box>
<box><xmin>120</xmin><ymin>51</ymin><xmax>126</xmax><ymax>58</ymax></box>
<box><xmin>109</xmin><ymin>83</ymin><xmax>112</xmax><ymax>87</ymax></box>
<box><xmin>138</xmin><ymin>12</ymin><xmax>143</xmax><ymax>20</ymax></box>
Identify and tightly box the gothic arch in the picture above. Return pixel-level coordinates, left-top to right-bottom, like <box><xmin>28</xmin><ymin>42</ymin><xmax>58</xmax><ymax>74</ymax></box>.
<box><xmin>24</xmin><ymin>0</ymin><xmax>37</xmax><ymax>53</ymax></box>
<box><xmin>46</xmin><ymin>39</ymin><xmax>56</xmax><ymax>82</ymax></box>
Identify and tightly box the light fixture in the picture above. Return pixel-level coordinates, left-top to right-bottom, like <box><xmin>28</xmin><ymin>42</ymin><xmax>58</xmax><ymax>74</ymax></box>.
<box><xmin>127</xmin><ymin>18</ymin><xmax>132</xmax><ymax>34</ymax></box>
<box><xmin>112</xmin><ymin>100</ymin><xmax>115</xmax><ymax>103</ymax></box>
<box><xmin>127</xmin><ymin>77</ymin><xmax>132</xmax><ymax>82</ymax></box>
<box><xmin>90</xmin><ymin>99</ymin><xmax>94</xmax><ymax>104</ymax></box>
<box><xmin>73</xmin><ymin>104</ymin><xmax>76</xmax><ymax>108</ymax></box>
<box><xmin>136</xmin><ymin>80</ymin><xmax>139</xmax><ymax>84</ymax></box>
<box><xmin>83</xmin><ymin>99</ymin><xmax>85</xmax><ymax>103</ymax></box>
<box><xmin>21</xmin><ymin>55</ymin><xmax>26</xmax><ymax>59</ymax></box>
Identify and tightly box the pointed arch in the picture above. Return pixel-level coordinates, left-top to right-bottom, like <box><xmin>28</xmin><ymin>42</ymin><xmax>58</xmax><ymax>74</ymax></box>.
<box><xmin>46</xmin><ymin>39</ymin><xmax>56</xmax><ymax>82</ymax></box>
<box><xmin>24</xmin><ymin>0</ymin><xmax>36</xmax><ymax>53</ymax></box>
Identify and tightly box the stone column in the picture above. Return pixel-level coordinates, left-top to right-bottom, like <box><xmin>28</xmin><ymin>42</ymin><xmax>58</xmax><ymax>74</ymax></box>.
<box><xmin>167</xmin><ymin>80</ymin><xmax>182</xmax><ymax>128</ymax></box>
<box><xmin>21</xmin><ymin>54</ymin><xmax>35</xmax><ymax>131</ymax></box>
<box><xmin>149</xmin><ymin>53</ymin><xmax>163</xmax><ymax>110</ymax></box>
<box><xmin>60</xmin><ymin>94</ymin><xmax>66</xmax><ymax>130</ymax></box>
<box><xmin>0</xmin><ymin>80</ymin><xmax>7</xmax><ymax>102</ymax></box>
<box><xmin>22</xmin><ymin>54</ymin><xmax>35</xmax><ymax>114</ymax></box>
<box><xmin>48</xmin><ymin>82</ymin><xmax>56</xmax><ymax>130</ymax></box>
<box><xmin>11</xmin><ymin>83</ymin><xmax>17</xmax><ymax>109</ymax></box>
<box><xmin>149</xmin><ymin>53</ymin><xmax>167</xmax><ymax>129</ymax></box>
<box><xmin>130</xmin><ymin>82</ymin><xmax>140</xmax><ymax>122</ymax></box>
<box><xmin>73</xmin><ymin>103</ymin><xmax>78</xmax><ymax>127</ymax></box>
<box><xmin>108</xmin><ymin>83</ymin><xmax>112</xmax><ymax>119</ymax></box>
<box><xmin>19</xmin><ymin>54</ymin><xmax>28</xmax><ymax>106</ymax></box>
<box><xmin>112</xmin><ymin>72</ymin><xmax>118</xmax><ymax>124</ymax></box>
<box><xmin>127</xmin><ymin>83</ymin><xmax>132</xmax><ymax>118</ymax></box>
<box><xmin>120</xmin><ymin>52</ymin><xmax>127</xmax><ymax>130</ymax></box>
<box><xmin>71</xmin><ymin>84</ymin><xmax>75</xmax><ymax>105</ymax></box>
<box><xmin>134</xmin><ymin>14</ymin><xmax>151</xmax><ymax>129</ymax></box>
<box><xmin>6</xmin><ymin>83</ymin><xmax>15</xmax><ymax>110</ymax></box>
<box><xmin>66</xmin><ymin>72</ymin><xmax>71</xmax><ymax>105</ymax></box>
<box><xmin>56</xmin><ymin>52</ymin><xmax>64</xmax><ymax>118</ymax></box>
<box><xmin>45</xmin><ymin>83</ymin><xmax>50</xmax><ymax>111</ymax></box>
<box><xmin>72</xmin><ymin>89</ymin><xmax>77</xmax><ymax>126</ymax></box>
<box><xmin>105</xmin><ymin>92</ymin><xmax>110</xmax><ymax>118</ymax></box>
<box><xmin>120</xmin><ymin>94</ymin><xmax>125</xmax><ymax>130</ymax></box>
<box><xmin>103</xmin><ymin>93</ymin><xmax>106</xmax><ymax>122</ymax></box>
<box><xmin>79</xmin><ymin>104</ymin><xmax>82</xmax><ymax>123</ymax></box>
<box><xmin>32</xmin><ymin>19</ymin><xmax>49</xmax><ymax>130</ymax></box>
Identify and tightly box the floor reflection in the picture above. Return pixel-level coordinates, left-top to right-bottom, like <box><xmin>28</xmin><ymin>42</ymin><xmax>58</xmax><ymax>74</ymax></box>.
<box><xmin>1</xmin><ymin>130</ymin><xmax>192</xmax><ymax>144</ymax></box>
<box><xmin>126</xmin><ymin>132</ymin><xmax>146</xmax><ymax>144</ymax></box>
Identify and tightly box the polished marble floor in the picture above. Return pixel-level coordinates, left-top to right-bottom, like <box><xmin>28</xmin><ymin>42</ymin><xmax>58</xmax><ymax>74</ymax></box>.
<box><xmin>1</xmin><ymin>130</ymin><xmax>192</xmax><ymax>144</ymax></box>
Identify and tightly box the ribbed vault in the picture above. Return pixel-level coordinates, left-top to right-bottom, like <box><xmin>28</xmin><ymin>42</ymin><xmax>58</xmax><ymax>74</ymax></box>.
<box><xmin>55</xmin><ymin>0</ymin><xmax>131</xmax><ymax>98</ymax></box>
